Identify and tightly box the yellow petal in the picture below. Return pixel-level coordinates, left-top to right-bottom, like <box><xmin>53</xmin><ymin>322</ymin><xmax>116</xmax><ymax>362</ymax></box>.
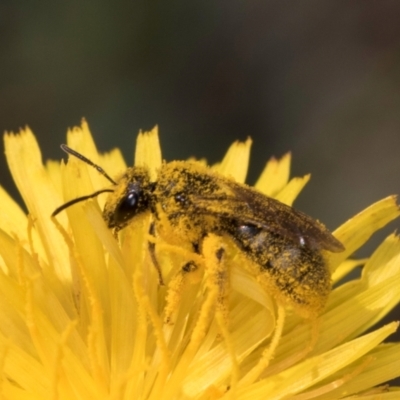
<box><xmin>213</xmin><ymin>138</ymin><xmax>252</xmax><ymax>183</ymax></box>
<box><xmin>331</xmin><ymin>258</ymin><xmax>367</xmax><ymax>284</ymax></box>
<box><xmin>274</xmin><ymin>174</ymin><xmax>310</xmax><ymax>206</ymax></box>
<box><xmin>66</xmin><ymin>120</ymin><xmax>114</xmax><ymax>196</ymax></box>
<box><xmin>235</xmin><ymin>322</ymin><xmax>398</xmax><ymax>399</ymax></box>
<box><xmin>0</xmin><ymin>185</ymin><xmax>29</xmax><ymax>243</ymax></box>
<box><xmin>310</xmin><ymin>343</ymin><xmax>400</xmax><ymax>399</ymax></box>
<box><xmin>4</xmin><ymin>128</ymin><xmax>70</xmax><ymax>281</ymax></box>
<box><xmin>134</xmin><ymin>126</ymin><xmax>162</xmax><ymax>179</ymax></box>
<box><xmin>66</xmin><ymin>120</ymin><xmax>99</xmax><ymax>161</ymax></box>
<box><xmin>45</xmin><ymin>159</ymin><xmax>63</xmax><ymax>197</ymax></box>
<box><xmin>255</xmin><ymin>152</ymin><xmax>291</xmax><ymax>196</ymax></box>
<box><xmin>331</xmin><ymin>196</ymin><xmax>400</xmax><ymax>269</ymax></box>
<box><xmin>98</xmin><ymin>148</ymin><xmax>127</xmax><ymax>181</ymax></box>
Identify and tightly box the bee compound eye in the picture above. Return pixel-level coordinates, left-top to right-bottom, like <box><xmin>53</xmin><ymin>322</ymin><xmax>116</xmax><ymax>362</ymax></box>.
<box><xmin>114</xmin><ymin>191</ymin><xmax>139</xmax><ymax>223</ymax></box>
<box><xmin>120</xmin><ymin>192</ymin><xmax>138</xmax><ymax>211</ymax></box>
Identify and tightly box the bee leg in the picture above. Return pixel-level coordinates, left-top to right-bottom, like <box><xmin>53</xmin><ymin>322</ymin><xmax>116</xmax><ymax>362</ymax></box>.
<box><xmin>277</xmin><ymin>318</ymin><xmax>321</xmax><ymax>375</ymax></box>
<box><xmin>148</xmin><ymin>222</ymin><xmax>165</xmax><ymax>285</ymax></box>
<box><xmin>289</xmin><ymin>356</ymin><xmax>371</xmax><ymax>399</ymax></box>
<box><xmin>163</xmin><ymin>260</ymin><xmax>202</xmax><ymax>325</ymax></box>
<box><xmin>112</xmin><ymin>227</ymin><xmax>119</xmax><ymax>239</ymax></box>
<box><xmin>160</xmin><ymin>238</ymin><xmax>206</xmax><ymax>324</ymax></box>
<box><xmin>211</xmin><ymin>247</ymin><xmax>230</xmax><ymax>322</ymax></box>
<box><xmin>239</xmin><ymin>304</ymin><xmax>286</xmax><ymax>387</ymax></box>
<box><xmin>202</xmin><ymin>234</ymin><xmax>240</xmax><ymax>389</ymax></box>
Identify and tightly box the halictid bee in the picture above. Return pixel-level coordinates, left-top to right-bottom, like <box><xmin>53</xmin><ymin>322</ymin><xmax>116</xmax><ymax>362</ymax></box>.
<box><xmin>52</xmin><ymin>143</ymin><xmax>344</xmax><ymax>319</ymax></box>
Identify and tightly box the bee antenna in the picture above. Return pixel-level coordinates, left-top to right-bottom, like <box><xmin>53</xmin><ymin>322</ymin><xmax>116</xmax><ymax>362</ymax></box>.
<box><xmin>60</xmin><ymin>144</ymin><xmax>117</xmax><ymax>185</ymax></box>
<box><xmin>52</xmin><ymin>188</ymin><xmax>114</xmax><ymax>217</ymax></box>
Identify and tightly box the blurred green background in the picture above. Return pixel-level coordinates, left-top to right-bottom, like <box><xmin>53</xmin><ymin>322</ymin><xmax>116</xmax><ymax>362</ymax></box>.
<box><xmin>1</xmin><ymin>1</ymin><xmax>400</xmax><ymax>355</ymax></box>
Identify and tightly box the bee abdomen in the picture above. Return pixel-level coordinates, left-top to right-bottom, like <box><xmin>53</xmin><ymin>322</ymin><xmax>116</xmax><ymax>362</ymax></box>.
<box><xmin>226</xmin><ymin>220</ymin><xmax>331</xmax><ymax>317</ymax></box>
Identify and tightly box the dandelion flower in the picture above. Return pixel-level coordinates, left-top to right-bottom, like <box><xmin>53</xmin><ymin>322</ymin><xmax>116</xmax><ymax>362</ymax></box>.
<box><xmin>0</xmin><ymin>121</ymin><xmax>399</xmax><ymax>400</ymax></box>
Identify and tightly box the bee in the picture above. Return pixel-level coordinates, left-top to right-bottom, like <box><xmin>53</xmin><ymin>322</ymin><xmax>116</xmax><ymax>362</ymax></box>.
<box><xmin>53</xmin><ymin>143</ymin><xmax>344</xmax><ymax>319</ymax></box>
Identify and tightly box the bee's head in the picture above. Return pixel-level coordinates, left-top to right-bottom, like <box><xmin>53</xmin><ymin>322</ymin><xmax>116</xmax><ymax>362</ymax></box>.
<box><xmin>52</xmin><ymin>145</ymin><xmax>154</xmax><ymax>233</ymax></box>
<box><xmin>103</xmin><ymin>167</ymin><xmax>154</xmax><ymax>231</ymax></box>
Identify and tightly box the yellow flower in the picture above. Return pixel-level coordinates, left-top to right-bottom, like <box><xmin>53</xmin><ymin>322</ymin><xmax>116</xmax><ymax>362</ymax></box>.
<box><xmin>0</xmin><ymin>120</ymin><xmax>399</xmax><ymax>399</ymax></box>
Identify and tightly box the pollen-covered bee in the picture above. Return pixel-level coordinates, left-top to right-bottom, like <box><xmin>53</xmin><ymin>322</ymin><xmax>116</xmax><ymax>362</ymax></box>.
<box><xmin>53</xmin><ymin>144</ymin><xmax>344</xmax><ymax>318</ymax></box>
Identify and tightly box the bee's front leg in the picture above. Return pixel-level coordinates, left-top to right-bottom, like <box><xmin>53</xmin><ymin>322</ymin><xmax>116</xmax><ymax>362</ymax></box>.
<box><xmin>163</xmin><ymin>258</ymin><xmax>202</xmax><ymax>325</ymax></box>
<box><xmin>148</xmin><ymin>221</ymin><xmax>165</xmax><ymax>285</ymax></box>
<box><xmin>201</xmin><ymin>235</ymin><xmax>240</xmax><ymax>387</ymax></box>
<box><xmin>201</xmin><ymin>235</ymin><xmax>230</xmax><ymax>324</ymax></box>
<box><xmin>150</xmin><ymin>230</ymin><xmax>204</xmax><ymax>324</ymax></box>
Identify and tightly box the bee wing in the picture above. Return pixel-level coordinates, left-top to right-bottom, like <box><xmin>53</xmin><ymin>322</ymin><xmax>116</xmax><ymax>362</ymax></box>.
<box><xmin>192</xmin><ymin>179</ymin><xmax>344</xmax><ymax>253</ymax></box>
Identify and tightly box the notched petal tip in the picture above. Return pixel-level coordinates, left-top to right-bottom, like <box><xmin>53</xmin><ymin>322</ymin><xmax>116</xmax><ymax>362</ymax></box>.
<box><xmin>214</xmin><ymin>137</ymin><xmax>252</xmax><ymax>183</ymax></box>
<box><xmin>134</xmin><ymin>126</ymin><xmax>162</xmax><ymax>178</ymax></box>
<box><xmin>275</xmin><ymin>174</ymin><xmax>311</xmax><ymax>206</ymax></box>
<box><xmin>66</xmin><ymin>120</ymin><xmax>99</xmax><ymax>161</ymax></box>
<box><xmin>255</xmin><ymin>152</ymin><xmax>292</xmax><ymax>196</ymax></box>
